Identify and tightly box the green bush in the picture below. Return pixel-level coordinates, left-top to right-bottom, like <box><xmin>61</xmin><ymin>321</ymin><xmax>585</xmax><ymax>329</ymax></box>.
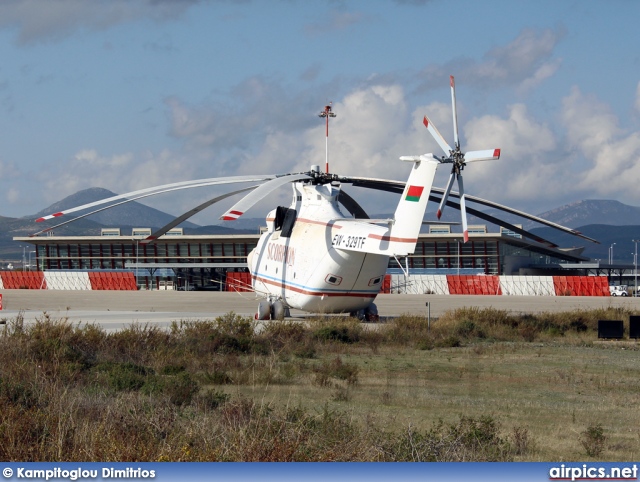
<box><xmin>142</xmin><ymin>372</ymin><xmax>199</xmax><ymax>406</ymax></box>
<box><xmin>314</xmin><ymin>325</ymin><xmax>361</xmax><ymax>344</ymax></box>
<box><xmin>93</xmin><ymin>362</ymin><xmax>153</xmax><ymax>392</ymax></box>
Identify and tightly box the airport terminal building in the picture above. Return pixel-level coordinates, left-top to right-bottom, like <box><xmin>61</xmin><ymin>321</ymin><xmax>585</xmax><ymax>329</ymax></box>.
<box><xmin>14</xmin><ymin>224</ymin><xmax>591</xmax><ymax>291</ymax></box>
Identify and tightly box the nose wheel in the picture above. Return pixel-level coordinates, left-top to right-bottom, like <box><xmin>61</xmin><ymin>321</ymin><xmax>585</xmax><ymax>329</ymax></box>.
<box><xmin>255</xmin><ymin>300</ymin><xmax>290</xmax><ymax>320</ymax></box>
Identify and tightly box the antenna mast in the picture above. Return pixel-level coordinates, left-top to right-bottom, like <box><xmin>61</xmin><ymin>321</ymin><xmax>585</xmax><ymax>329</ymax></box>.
<box><xmin>318</xmin><ymin>103</ymin><xmax>336</xmax><ymax>174</ymax></box>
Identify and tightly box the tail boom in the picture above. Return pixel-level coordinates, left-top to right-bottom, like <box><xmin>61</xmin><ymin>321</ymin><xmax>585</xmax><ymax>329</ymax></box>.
<box><xmin>332</xmin><ymin>155</ymin><xmax>439</xmax><ymax>257</ymax></box>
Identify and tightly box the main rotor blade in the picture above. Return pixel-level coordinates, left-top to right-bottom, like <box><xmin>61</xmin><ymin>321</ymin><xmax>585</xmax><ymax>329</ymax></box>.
<box><xmin>344</xmin><ymin>176</ymin><xmax>559</xmax><ymax>246</ymax></box>
<box><xmin>220</xmin><ymin>173</ymin><xmax>312</xmax><ymax>221</ymax></box>
<box><xmin>422</xmin><ymin>115</ymin><xmax>452</xmax><ymax>157</ymax></box>
<box><xmin>35</xmin><ymin>174</ymin><xmax>278</xmax><ymax>222</ymax></box>
<box><xmin>437</xmin><ymin>170</ymin><xmax>456</xmax><ymax>219</ymax></box>
<box><xmin>338</xmin><ymin>176</ymin><xmax>598</xmax><ymax>245</ymax></box>
<box><xmin>457</xmin><ymin>173</ymin><xmax>469</xmax><ymax>243</ymax></box>
<box><xmin>432</xmin><ymin>195</ymin><xmax>559</xmax><ymax>248</ymax></box>
<box><xmin>142</xmin><ymin>186</ymin><xmax>257</xmax><ymax>244</ymax></box>
<box><xmin>465</xmin><ymin>149</ymin><xmax>501</xmax><ymax>162</ymax></box>
<box><xmin>338</xmin><ymin>190</ymin><xmax>369</xmax><ymax>219</ymax></box>
<box><xmin>439</xmin><ymin>188</ymin><xmax>599</xmax><ymax>244</ymax></box>
<box><xmin>450</xmin><ymin>75</ymin><xmax>460</xmax><ymax>149</ymax></box>
<box><xmin>30</xmin><ymin>180</ymin><xmax>249</xmax><ymax>236</ymax></box>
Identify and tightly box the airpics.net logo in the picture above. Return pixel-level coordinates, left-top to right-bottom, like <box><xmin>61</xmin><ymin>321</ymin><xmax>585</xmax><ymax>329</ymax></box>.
<box><xmin>2</xmin><ymin>467</ymin><xmax>156</xmax><ymax>480</ymax></box>
<box><xmin>549</xmin><ymin>464</ymin><xmax>638</xmax><ymax>481</ymax></box>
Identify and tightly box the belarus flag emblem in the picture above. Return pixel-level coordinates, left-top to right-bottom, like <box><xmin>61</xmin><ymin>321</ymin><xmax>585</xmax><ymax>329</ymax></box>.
<box><xmin>405</xmin><ymin>185</ymin><xmax>424</xmax><ymax>202</ymax></box>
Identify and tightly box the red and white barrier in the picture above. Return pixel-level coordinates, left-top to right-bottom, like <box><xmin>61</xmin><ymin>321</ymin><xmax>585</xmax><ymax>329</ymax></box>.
<box><xmin>0</xmin><ymin>271</ymin><xmax>612</xmax><ymax>296</ymax></box>
<box><xmin>389</xmin><ymin>274</ymin><xmax>611</xmax><ymax>296</ymax></box>
<box><xmin>0</xmin><ymin>271</ymin><xmax>137</xmax><ymax>290</ymax></box>
<box><xmin>499</xmin><ymin>275</ymin><xmax>556</xmax><ymax>296</ymax></box>
<box><xmin>43</xmin><ymin>271</ymin><xmax>91</xmax><ymax>290</ymax></box>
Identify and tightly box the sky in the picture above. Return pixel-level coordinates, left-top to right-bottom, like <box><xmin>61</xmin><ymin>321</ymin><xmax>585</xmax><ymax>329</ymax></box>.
<box><xmin>0</xmin><ymin>0</ymin><xmax>639</xmax><ymax>226</ymax></box>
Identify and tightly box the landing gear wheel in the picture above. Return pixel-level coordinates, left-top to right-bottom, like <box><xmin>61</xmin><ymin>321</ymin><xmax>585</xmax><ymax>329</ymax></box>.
<box><xmin>271</xmin><ymin>300</ymin><xmax>286</xmax><ymax>320</ymax></box>
<box><xmin>364</xmin><ymin>303</ymin><xmax>379</xmax><ymax>322</ymax></box>
<box><xmin>257</xmin><ymin>301</ymin><xmax>272</xmax><ymax>320</ymax></box>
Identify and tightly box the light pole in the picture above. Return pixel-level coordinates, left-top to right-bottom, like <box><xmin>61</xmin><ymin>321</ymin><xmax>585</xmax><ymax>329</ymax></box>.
<box><xmin>633</xmin><ymin>240</ymin><xmax>639</xmax><ymax>297</ymax></box>
<box><xmin>28</xmin><ymin>250</ymin><xmax>36</xmax><ymax>271</ymax></box>
<box><xmin>318</xmin><ymin>103</ymin><xmax>336</xmax><ymax>174</ymax></box>
<box><xmin>21</xmin><ymin>246</ymin><xmax>26</xmax><ymax>271</ymax></box>
<box><xmin>609</xmin><ymin>242</ymin><xmax>616</xmax><ymax>264</ymax></box>
<box><xmin>135</xmin><ymin>239</ymin><xmax>139</xmax><ymax>288</ymax></box>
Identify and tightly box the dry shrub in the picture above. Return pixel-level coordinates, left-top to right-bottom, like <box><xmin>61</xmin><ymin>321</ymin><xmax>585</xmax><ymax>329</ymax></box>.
<box><xmin>261</xmin><ymin>320</ymin><xmax>307</xmax><ymax>346</ymax></box>
<box><xmin>108</xmin><ymin>323</ymin><xmax>172</xmax><ymax>364</ymax></box>
<box><xmin>429</xmin><ymin>306</ymin><xmax>636</xmax><ymax>343</ymax></box>
<box><xmin>311</xmin><ymin>318</ymin><xmax>362</xmax><ymax>344</ymax></box>
<box><xmin>510</xmin><ymin>426</ymin><xmax>533</xmax><ymax>456</ymax></box>
<box><xmin>581</xmin><ymin>423</ymin><xmax>606</xmax><ymax>457</ymax></box>
<box><xmin>170</xmin><ymin>313</ymin><xmax>258</xmax><ymax>356</ymax></box>
<box><xmin>313</xmin><ymin>356</ymin><xmax>359</xmax><ymax>387</ymax></box>
<box><xmin>382</xmin><ymin>314</ymin><xmax>432</xmax><ymax>346</ymax></box>
<box><xmin>380</xmin><ymin>415</ymin><xmax>518</xmax><ymax>461</ymax></box>
<box><xmin>260</xmin><ymin>320</ymin><xmax>318</xmax><ymax>358</ymax></box>
<box><xmin>436</xmin><ymin>307</ymin><xmax>516</xmax><ymax>341</ymax></box>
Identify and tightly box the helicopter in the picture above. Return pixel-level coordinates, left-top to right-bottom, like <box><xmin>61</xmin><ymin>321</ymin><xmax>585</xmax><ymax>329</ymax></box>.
<box><xmin>34</xmin><ymin>76</ymin><xmax>596</xmax><ymax>320</ymax></box>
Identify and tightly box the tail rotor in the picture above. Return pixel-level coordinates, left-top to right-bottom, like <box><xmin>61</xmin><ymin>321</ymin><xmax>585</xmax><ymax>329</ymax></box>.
<box><xmin>427</xmin><ymin>75</ymin><xmax>500</xmax><ymax>242</ymax></box>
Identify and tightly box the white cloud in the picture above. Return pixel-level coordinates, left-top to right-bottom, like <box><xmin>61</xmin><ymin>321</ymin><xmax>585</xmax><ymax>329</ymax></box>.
<box><xmin>460</xmin><ymin>103</ymin><xmax>561</xmax><ymax>205</ymax></box>
<box><xmin>39</xmin><ymin>148</ymin><xmax>199</xmax><ymax>208</ymax></box>
<box><xmin>0</xmin><ymin>159</ymin><xmax>20</xmax><ymax>179</ymax></box>
<box><xmin>518</xmin><ymin>58</ymin><xmax>562</xmax><ymax>94</ymax></box>
<box><xmin>0</xmin><ymin>0</ymin><xmax>202</xmax><ymax>44</ymax></box>
<box><xmin>416</xmin><ymin>27</ymin><xmax>564</xmax><ymax>94</ymax></box>
<box><xmin>484</xmin><ymin>28</ymin><xmax>563</xmax><ymax>82</ymax></box>
<box><xmin>304</xmin><ymin>9</ymin><xmax>370</xmax><ymax>36</ymax></box>
<box><xmin>6</xmin><ymin>187</ymin><xmax>20</xmax><ymax>205</ymax></box>
<box><xmin>560</xmin><ymin>86</ymin><xmax>640</xmax><ymax>202</ymax></box>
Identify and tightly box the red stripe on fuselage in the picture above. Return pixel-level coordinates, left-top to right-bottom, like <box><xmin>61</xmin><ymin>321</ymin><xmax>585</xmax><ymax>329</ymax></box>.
<box><xmin>368</xmin><ymin>233</ymin><xmax>417</xmax><ymax>243</ymax></box>
<box><xmin>253</xmin><ymin>275</ymin><xmax>377</xmax><ymax>298</ymax></box>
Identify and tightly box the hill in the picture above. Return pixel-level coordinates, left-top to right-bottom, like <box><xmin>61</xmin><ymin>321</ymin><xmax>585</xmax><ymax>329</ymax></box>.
<box><xmin>32</xmin><ymin>188</ymin><xmax>199</xmax><ymax>229</ymax></box>
<box><xmin>532</xmin><ymin>200</ymin><xmax>640</xmax><ymax>229</ymax></box>
<box><xmin>0</xmin><ymin>188</ymin><xmax>258</xmax><ymax>261</ymax></box>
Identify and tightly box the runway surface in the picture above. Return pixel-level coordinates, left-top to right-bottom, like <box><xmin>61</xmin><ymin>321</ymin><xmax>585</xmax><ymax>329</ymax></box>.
<box><xmin>1</xmin><ymin>289</ymin><xmax>639</xmax><ymax>331</ymax></box>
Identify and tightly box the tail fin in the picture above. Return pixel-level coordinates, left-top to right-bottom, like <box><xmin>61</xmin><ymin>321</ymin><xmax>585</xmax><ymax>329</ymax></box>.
<box><xmin>387</xmin><ymin>155</ymin><xmax>439</xmax><ymax>255</ymax></box>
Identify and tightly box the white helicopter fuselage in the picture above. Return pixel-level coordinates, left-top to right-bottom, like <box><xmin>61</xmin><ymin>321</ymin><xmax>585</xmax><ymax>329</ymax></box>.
<box><xmin>248</xmin><ymin>182</ymin><xmax>389</xmax><ymax>313</ymax></box>
<box><xmin>247</xmin><ymin>156</ymin><xmax>439</xmax><ymax>314</ymax></box>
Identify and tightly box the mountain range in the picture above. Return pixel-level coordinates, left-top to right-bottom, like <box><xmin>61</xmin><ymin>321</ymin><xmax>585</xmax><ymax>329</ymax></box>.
<box><xmin>0</xmin><ymin>188</ymin><xmax>257</xmax><ymax>260</ymax></box>
<box><xmin>1</xmin><ymin>187</ymin><xmax>640</xmax><ymax>264</ymax></box>
<box><xmin>530</xmin><ymin>200</ymin><xmax>640</xmax><ymax>229</ymax></box>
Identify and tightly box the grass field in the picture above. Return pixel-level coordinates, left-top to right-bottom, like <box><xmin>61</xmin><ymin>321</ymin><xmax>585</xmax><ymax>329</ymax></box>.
<box><xmin>0</xmin><ymin>307</ymin><xmax>638</xmax><ymax>461</ymax></box>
